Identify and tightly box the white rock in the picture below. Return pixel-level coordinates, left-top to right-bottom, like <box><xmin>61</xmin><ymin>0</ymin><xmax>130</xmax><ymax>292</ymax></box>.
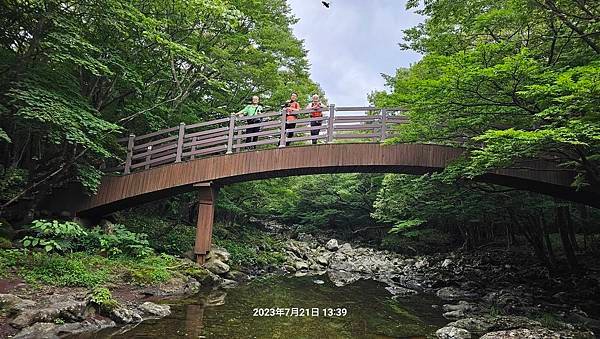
<box><xmin>139</xmin><ymin>302</ymin><xmax>171</xmax><ymax>317</ymax></box>
<box><xmin>204</xmin><ymin>259</ymin><xmax>230</xmax><ymax>275</ymax></box>
<box><xmin>436</xmin><ymin>326</ymin><xmax>471</xmax><ymax>339</ymax></box>
<box><xmin>442</xmin><ymin>259</ymin><xmax>453</xmax><ymax>268</ymax></box>
<box><xmin>325</xmin><ymin>239</ymin><xmax>339</xmax><ymax>251</ymax></box>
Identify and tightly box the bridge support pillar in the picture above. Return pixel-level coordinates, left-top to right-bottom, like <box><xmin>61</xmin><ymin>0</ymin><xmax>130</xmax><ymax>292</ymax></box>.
<box><xmin>194</xmin><ymin>184</ymin><xmax>218</xmax><ymax>265</ymax></box>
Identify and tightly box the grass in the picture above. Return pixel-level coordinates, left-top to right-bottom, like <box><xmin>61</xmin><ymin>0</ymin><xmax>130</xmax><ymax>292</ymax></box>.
<box><xmin>0</xmin><ymin>249</ymin><xmax>198</xmax><ymax>288</ymax></box>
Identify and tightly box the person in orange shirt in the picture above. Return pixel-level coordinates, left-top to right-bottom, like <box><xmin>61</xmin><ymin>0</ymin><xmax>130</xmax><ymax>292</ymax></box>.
<box><xmin>306</xmin><ymin>94</ymin><xmax>324</xmax><ymax>145</ymax></box>
<box><xmin>284</xmin><ymin>92</ymin><xmax>300</xmax><ymax>146</ymax></box>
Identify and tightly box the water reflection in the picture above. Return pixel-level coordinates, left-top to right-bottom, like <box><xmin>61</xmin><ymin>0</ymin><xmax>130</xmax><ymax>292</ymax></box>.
<box><xmin>86</xmin><ymin>275</ymin><xmax>448</xmax><ymax>338</ymax></box>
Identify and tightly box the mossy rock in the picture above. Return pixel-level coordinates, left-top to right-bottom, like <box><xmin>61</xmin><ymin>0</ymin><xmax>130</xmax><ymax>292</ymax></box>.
<box><xmin>0</xmin><ymin>237</ymin><xmax>12</xmax><ymax>249</ymax></box>
<box><xmin>0</xmin><ymin>219</ymin><xmax>15</xmax><ymax>240</ymax></box>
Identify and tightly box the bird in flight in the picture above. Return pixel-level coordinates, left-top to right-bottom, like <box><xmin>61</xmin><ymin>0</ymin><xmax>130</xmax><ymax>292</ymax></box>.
<box><xmin>322</xmin><ymin>1</ymin><xmax>330</xmax><ymax>8</ymax></box>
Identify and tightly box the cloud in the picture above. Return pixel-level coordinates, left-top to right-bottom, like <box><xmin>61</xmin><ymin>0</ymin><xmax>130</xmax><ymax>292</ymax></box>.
<box><xmin>288</xmin><ymin>0</ymin><xmax>423</xmax><ymax>106</ymax></box>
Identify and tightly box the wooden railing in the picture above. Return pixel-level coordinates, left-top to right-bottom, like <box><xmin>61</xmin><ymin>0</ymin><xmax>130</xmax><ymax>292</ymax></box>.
<box><xmin>109</xmin><ymin>106</ymin><xmax>408</xmax><ymax>174</ymax></box>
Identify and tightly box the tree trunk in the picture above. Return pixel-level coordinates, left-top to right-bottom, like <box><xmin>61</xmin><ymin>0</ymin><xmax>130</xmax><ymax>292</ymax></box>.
<box><xmin>555</xmin><ymin>203</ymin><xmax>578</xmax><ymax>271</ymax></box>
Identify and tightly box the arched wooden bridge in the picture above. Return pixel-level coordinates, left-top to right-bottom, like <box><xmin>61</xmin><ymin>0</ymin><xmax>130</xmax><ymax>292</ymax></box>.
<box><xmin>52</xmin><ymin>106</ymin><xmax>598</xmax><ymax>263</ymax></box>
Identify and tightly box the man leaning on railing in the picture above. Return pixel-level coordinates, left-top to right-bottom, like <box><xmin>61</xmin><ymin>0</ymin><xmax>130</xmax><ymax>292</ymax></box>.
<box><xmin>236</xmin><ymin>95</ymin><xmax>263</xmax><ymax>149</ymax></box>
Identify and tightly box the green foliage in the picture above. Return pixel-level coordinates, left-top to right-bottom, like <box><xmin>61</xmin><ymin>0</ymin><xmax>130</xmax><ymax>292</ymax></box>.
<box><xmin>213</xmin><ymin>223</ymin><xmax>285</xmax><ymax>268</ymax></box>
<box><xmin>0</xmin><ymin>250</ymin><xmax>110</xmax><ymax>287</ymax></box>
<box><xmin>89</xmin><ymin>287</ymin><xmax>119</xmax><ymax>311</ymax></box>
<box><xmin>0</xmin><ymin>237</ymin><xmax>11</xmax><ymax>249</ymax></box>
<box><xmin>0</xmin><ymin>249</ymin><xmax>188</xmax><ymax>288</ymax></box>
<box><xmin>0</xmin><ymin>167</ymin><xmax>27</xmax><ymax>202</ymax></box>
<box><xmin>1</xmin><ymin>0</ymin><xmax>323</xmax><ymax>214</ymax></box>
<box><xmin>371</xmin><ymin>0</ymin><xmax>600</xmax><ymax>190</ymax></box>
<box><xmin>83</xmin><ymin>225</ymin><xmax>153</xmax><ymax>258</ymax></box>
<box><xmin>22</xmin><ymin>220</ymin><xmax>87</xmax><ymax>253</ymax></box>
<box><xmin>115</xmin><ymin>213</ymin><xmax>195</xmax><ymax>255</ymax></box>
<box><xmin>388</xmin><ymin>219</ymin><xmax>425</xmax><ymax>235</ymax></box>
<box><xmin>119</xmin><ymin>254</ymin><xmax>178</xmax><ymax>286</ymax></box>
<box><xmin>217</xmin><ymin>174</ymin><xmax>384</xmax><ymax>238</ymax></box>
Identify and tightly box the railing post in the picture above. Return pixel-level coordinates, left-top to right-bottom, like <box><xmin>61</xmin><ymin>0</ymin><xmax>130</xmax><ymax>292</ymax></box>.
<box><xmin>279</xmin><ymin>110</ymin><xmax>287</xmax><ymax>148</ymax></box>
<box><xmin>145</xmin><ymin>145</ymin><xmax>152</xmax><ymax>170</ymax></box>
<box><xmin>175</xmin><ymin>122</ymin><xmax>185</xmax><ymax>163</ymax></box>
<box><xmin>124</xmin><ymin>134</ymin><xmax>135</xmax><ymax>174</ymax></box>
<box><xmin>327</xmin><ymin>104</ymin><xmax>335</xmax><ymax>143</ymax></box>
<box><xmin>226</xmin><ymin>114</ymin><xmax>236</xmax><ymax>154</ymax></box>
<box><xmin>191</xmin><ymin>137</ymin><xmax>197</xmax><ymax>160</ymax></box>
<box><xmin>380</xmin><ymin>109</ymin><xmax>387</xmax><ymax>142</ymax></box>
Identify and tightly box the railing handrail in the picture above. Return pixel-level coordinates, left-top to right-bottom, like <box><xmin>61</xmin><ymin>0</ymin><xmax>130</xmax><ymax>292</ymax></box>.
<box><xmin>109</xmin><ymin>106</ymin><xmax>408</xmax><ymax>174</ymax></box>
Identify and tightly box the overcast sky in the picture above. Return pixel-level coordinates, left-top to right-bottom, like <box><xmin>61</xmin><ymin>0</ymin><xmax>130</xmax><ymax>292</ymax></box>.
<box><xmin>288</xmin><ymin>0</ymin><xmax>423</xmax><ymax>106</ymax></box>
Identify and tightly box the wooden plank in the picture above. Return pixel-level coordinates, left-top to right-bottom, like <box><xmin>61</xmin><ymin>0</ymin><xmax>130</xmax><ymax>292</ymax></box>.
<box><xmin>334</xmin><ymin>133</ymin><xmax>380</xmax><ymax>139</ymax></box>
<box><xmin>380</xmin><ymin>109</ymin><xmax>387</xmax><ymax>141</ymax></box>
<box><xmin>278</xmin><ymin>110</ymin><xmax>287</xmax><ymax>148</ymax></box>
<box><xmin>286</xmin><ymin>134</ymin><xmax>327</xmax><ymax>143</ymax></box>
<box><xmin>133</xmin><ymin>135</ymin><xmax>178</xmax><ymax>151</ymax></box>
<box><xmin>184</xmin><ymin>127</ymin><xmax>229</xmax><ymax>139</ymax></box>
<box><xmin>237</xmin><ymin>110</ymin><xmax>281</xmax><ymax>121</ymax></box>
<box><xmin>184</xmin><ymin>135</ymin><xmax>228</xmax><ymax>148</ymax></box>
<box><xmin>291</xmin><ymin>116</ymin><xmax>326</xmax><ymax>124</ymax></box>
<box><xmin>226</xmin><ymin>115</ymin><xmax>235</xmax><ymax>154</ymax></box>
<box><xmin>124</xmin><ymin>134</ymin><xmax>135</xmax><ymax>174</ymax></box>
<box><xmin>233</xmin><ymin>138</ymin><xmax>280</xmax><ymax>149</ymax></box>
<box><xmin>175</xmin><ymin>123</ymin><xmax>185</xmax><ymax>163</ymax></box>
<box><xmin>185</xmin><ymin>117</ymin><xmax>230</xmax><ymax>129</ymax></box>
<box><xmin>135</xmin><ymin>126</ymin><xmax>179</xmax><ymax>142</ymax></box>
<box><xmin>233</xmin><ymin>129</ymin><xmax>281</xmax><ymax>140</ymax></box>
<box><xmin>287</xmin><ymin>125</ymin><xmax>326</xmax><ymax>133</ymax></box>
<box><xmin>335</xmin><ymin>106</ymin><xmax>378</xmax><ymax>112</ymax></box>
<box><xmin>130</xmin><ymin>153</ymin><xmax>176</xmax><ymax>170</ymax></box>
<box><xmin>334</xmin><ymin>116</ymin><xmax>379</xmax><ymax>122</ymax></box>
<box><xmin>334</xmin><ymin>125</ymin><xmax>381</xmax><ymax>131</ymax></box>
<box><xmin>327</xmin><ymin>104</ymin><xmax>335</xmax><ymax>143</ymax></box>
<box><xmin>132</xmin><ymin>142</ymin><xmax>178</xmax><ymax>160</ymax></box>
<box><xmin>185</xmin><ymin>144</ymin><xmax>228</xmax><ymax>157</ymax></box>
<box><xmin>234</xmin><ymin>120</ymin><xmax>281</xmax><ymax>130</ymax></box>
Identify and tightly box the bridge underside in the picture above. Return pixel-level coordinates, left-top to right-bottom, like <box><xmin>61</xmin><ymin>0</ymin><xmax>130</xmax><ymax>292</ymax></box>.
<box><xmin>43</xmin><ymin>143</ymin><xmax>598</xmax><ymax>263</ymax></box>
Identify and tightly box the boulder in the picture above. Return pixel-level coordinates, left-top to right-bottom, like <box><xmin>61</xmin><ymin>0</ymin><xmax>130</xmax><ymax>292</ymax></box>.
<box><xmin>207</xmin><ymin>246</ymin><xmax>231</xmax><ymax>263</ymax></box>
<box><xmin>441</xmin><ymin>259</ymin><xmax>453</xmax><ymax>268</ymax></box>
<box><xmin>294</xmin><ymin>261</ymin><xmax>309</xmax><ymax>271</ymax></box>
<box><xmin>327</xmin><ymin>270</ymin><xmax>361</xmax><ymax>287</ymax></box>
<box><xmin>13</xmin><ymin>322</ymin><xmax>59</xmax><ymax>339</ymax></box>
<box><xmin>10</xmin><ymin>299</ymin><xmax>87</xmax><ymax>329</ymax></box>
<box><xmin>339</xmin><ymin>243</ymin><xmax>352</xmax><ymax>254</ymax></box>
<box><xmin>436</xmin><ymin>287</ymin><xmax>477</xmax><ymax>301</ymax></box>
<box><xmin>110</xmin><ymin>306</ymin><xmax>143</xmax><ymax>324</ymax></box>
<box><xmin>225</xmin><ymin>270</ymin><xmax>250</xmax><ymax>282</ymax></box>
<box><xmin>138</xmin><ymin>302</ymin><xmax>171</xmax><ymax>317</ymax></box>
<box><xmin>479</xmin><ymin>328</ymin><xmax>594</xmax><ymax>339</ymax></box>
<box><xmin>435</xmin><ymin>326</ymin><xmax>471</xmax><ymax>339</ymax></box>
<box><xmin>316</xmin><ymin>256</ymin><xmax>329</xmax><ymax>266</ymax></box>
<box><xmin>385</xmin><ymin>285</ymin><xmax>418</xmax><ymax>297</ymax></box>
<box><xmin>204</xmin><ymin>259</ymin><xmax>230</xmax><ymax>275</ymax></box>
<box><xmin>325</xmin><ymin>239</ymin><xmax>339</xmax><ymax>251</ymax></box>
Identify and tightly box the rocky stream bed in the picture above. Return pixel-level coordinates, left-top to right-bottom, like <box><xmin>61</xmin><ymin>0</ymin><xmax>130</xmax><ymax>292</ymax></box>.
<box><xmin>1</xmin><ymin>233</ymin><xmax>599</xmax><ymax>338</ymax></box>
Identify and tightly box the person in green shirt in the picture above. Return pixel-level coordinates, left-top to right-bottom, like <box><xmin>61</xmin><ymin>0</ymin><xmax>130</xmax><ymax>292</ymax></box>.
<box><xmin>236</xmin><ymin>95</ymin><xmax>264</xmax><ymax>147</ymax></box>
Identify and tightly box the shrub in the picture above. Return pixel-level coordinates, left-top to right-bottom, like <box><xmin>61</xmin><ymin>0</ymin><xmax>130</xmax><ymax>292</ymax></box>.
<box><xmin>89</xmin><ymin>287</ymin><xmax>119</xmax><ymax>312</ymax></box>
<box><xmin>21</xmin><ymin>220</ymin><xmax>87</xmax><ymax>253</ymax></box>
<box><xmin>82</xmin><ymin>225</ymin><xmax>153</xmax><ymax>258</ymax></box>
<box><xmin>115</xmin><ymin>214</ymin><xmax>195</xmax><ymax>255</ymax></box>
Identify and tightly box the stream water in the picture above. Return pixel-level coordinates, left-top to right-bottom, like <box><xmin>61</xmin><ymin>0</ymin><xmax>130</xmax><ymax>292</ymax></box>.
<box><xmin>87</xmin><ymin>274</ymin><xmax>448</xmax><ymax>338</ymax></box>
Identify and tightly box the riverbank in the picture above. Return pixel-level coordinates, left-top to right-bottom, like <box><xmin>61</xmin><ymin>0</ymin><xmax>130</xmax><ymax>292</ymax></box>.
<box><xmin>1</xmin><ymin>229</ymin><xmax>599</xmax><ymax>338</ymax></box>
<box><xmin>0</xmin><ymin>250</ymin><xmax>232</xmax><ymax>338</ymax></box>
<box><xmin>276</xmin><ymin>233</ymin><xmax>599</xmax><ymax>338</ymax></box>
